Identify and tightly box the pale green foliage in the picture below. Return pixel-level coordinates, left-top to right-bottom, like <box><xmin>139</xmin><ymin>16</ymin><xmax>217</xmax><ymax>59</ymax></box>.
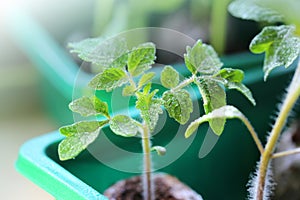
<box><xmin>127</xmin><ymin>43</ymin><xmax>156</xmax><ymax>76</ymax></box>
<box><xmin>162</xmin><ymin>89</ymin><xmax>193</xmax><ymax>124</ymax></box>
<box><xmin>60</xmin><ymin>37</ymin><xmax>256</xmax><ymax>167</ymax></box>
<box><xmin>185</xmin><ymin>105</ymin><xmax>246</xmax><ymax>137</ymax></box>
<box><xmin>228</xmin><ymin>0</ymin><xmax>284</xmax><ymax>23</ymax></box>
<box><xmin>184</xmin><ymin>40</ymin><xmax>223</xmax><ymax>75</ymax></box>
<box><xmin>122</xmin><ymin>85</ymin><xmax>136</xmax><ymax>96</ymax></box>
<box><xmin>89</xmin><ymin>68</ymin><xmax>128</xmax><ymax>91</ymax></box>
<box><xmin>213</xmin><ymin>68</ymin><xmax>256</xmax><ymax>105</ymax></box>
<box><xmin>136</xmin><ymin>85</ymin><xmax>162</xmax><ymax>131</ymax></box>
<box><xmin>58</xmin><ymin>120</ymin><xmax>109</xmax><ymax>160</ymax></box>
<box><xmin>69</xmin><ymin>96</ymin><xmax>109</xmax><ymax>118</ymax></box>
<box><xmin>69</xmin><ymin>37</ymin><xmax>128</xmax><ymax>69</ymax></box>
<box><xmin>250</xmin><ymin>25</ymin><xmax>300</xmax><ymax>80</ymax></box>
<box><xmin>138</xmin><ymin>72</ymin><xmax>156</xmax><ymax>88</ymax></box>
<box><xmin>160</xmin><ymin>65</ymin><xmax>179</xmax><ymax>89</ymax></box>
<box><xmin>214</xmin><ymin>68</ymin><xmax>244</xmax><ymax>83</ymax></box>
<box><xmin>196</xmin><ymin>79</ymin><xmax>226</xmax><ymax>135</ymax></box>
<box><xmin>109</xmin><ymin>115</ymin><xmax>140</xmax><ymax>137</ymax></box>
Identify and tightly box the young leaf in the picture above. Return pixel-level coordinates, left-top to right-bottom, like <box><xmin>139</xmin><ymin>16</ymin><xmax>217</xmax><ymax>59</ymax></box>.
<box><xmin>250</xmin><ymin>25</ymin><xmax>300</xmax><ymax>81</ymax></box>
<box><xmin>58</xmin><ymin>120</ymin><xmax>109</xmax><ymax>160</ymax></box>
<box><xmin>196</xmin><ymin>79</ymin><xmax>226</xmax><ymax>135</ymax></box>
<box><xmin>88</xmin><ymin>68</ymin><xmax>128</xmax><ymax>91</ymax></box>
<box><xmin>214</xmin><ymin>68</ymin><xmax>244</xmax><ymax>83</ymax></box>
<box><xmin>184</xmin><ymin>40</ymin><xmax>223</xmax><ymax>75</ymax></box>
<box><xmin>69</xmin><ymin>37</ymin><xmax>128</xmax><ymax>68</ymax></box>
<box><xmin>213</xmin><ymin>69</ymin><xmax>256</xmax><ymax>105</ymax></box>
<box><xmin>138</xmin><ymin>72</ymin><xmax>156</xmax><ymax>88</ymax></box>
<box><xmin>127</xmin><ymin>43</ymin><xmax>156</xmax><ymax>76</ymax></box>
<box><xmin>59</xmin><ymin>120</ymin><xmax>109</xmax><ymax>137</ymax></box>
<box><xmin>185</xmin><ymin>105</ymin><xmax>248</xmax><ymax>137</ymax></box>
<box><xmin>160</xmin><ymin>65</ymin><xmax>179</xmax><ymax>89</ymax></box>
<box><xmin>226</xmin><ymin>82</ymin><xmax>256</xmax><ymax>106</ymax></box>
<box><xmin>109</xmin><ymin>115</ymin><xmax>140</xmax><ymax>137</ymax></box>
<box><xmin>136</xmin><ymin>87</ymin><xmax>162</xmax><ymax>131</ymax></box>
<box><xmin>69</xmin><ymin>96</ymin><xmax>109</xmax><ymax>118</ymax></box>
<box><xmin>151</xmin><ymin>146</ymin><xmax>166</xmax><ymax>156</ymax></box>
<box><xmin>228</xmin><ymin>0</ymin><xmax>284</xmax><ymax>23</ymax></box>
<box><xmin>122</xmin><ymin>85</ymin><xmax>136</xmax><ymax>96</ymax></box>
<box><xmin>162</xmin><ymin>89</ymin><xmax>193</xmax><ymax>124</ymax></box>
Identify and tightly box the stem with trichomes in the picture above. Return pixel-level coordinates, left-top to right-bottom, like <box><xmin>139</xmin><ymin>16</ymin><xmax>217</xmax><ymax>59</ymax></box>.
<box><xmin>255</xmin><ymin>58</ymin><xmax>300</xmax><ymax>200</ymax></box>
<box><xmin>140</xmin><ymin>123</ymin><xmax>153</xmax><ymax>200</ymax></box>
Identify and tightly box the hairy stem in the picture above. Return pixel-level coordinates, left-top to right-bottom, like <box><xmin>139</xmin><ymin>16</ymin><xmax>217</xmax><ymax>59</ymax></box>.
<box><xmin>141</xmin><ymin>123</ymin><xmax>153</xmax><ymax>200</ymax></box>
<box><xmin>240</xmin><ymin>117</ymin><xmax>264</xmax><ymax>155</ymax></box>
<box><xmin>172</xmin><ymin>75</ymin><xmax>195</xmax><ymax>92</ymax></box>
<box><xmin>272</xmin><ymin>147</ymin><xmax>300</xmax><ymax>158</ymax></box>
<box><xmin>255</xmin><ymin>59</ymin><xmax>300</xmax><ymax>200</ymax></box>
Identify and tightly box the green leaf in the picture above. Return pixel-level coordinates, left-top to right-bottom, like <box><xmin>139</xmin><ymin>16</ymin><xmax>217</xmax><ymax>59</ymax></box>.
<box><xmin>88</xmin><ymin>68</ymin><xmax>128</xmax><ymax>91</ymax></box>
<box><xmin>160</xmin><ymin>65</ymin><xmax>179</xmax><ymax>89</ymax></box>
<box><xmin>138</xmin><ymin>72</ymin><xmax>156</xmax><ymax>88</ymax></box>
<box><xmin>58</xmin><ymin>120</ymin><xmax>109</xmax><ymax>160</ymax></box>
<box><xmin>226</xmin><ymin>82</ymin><xmax>256</xmax><ymax>106</ymax></box>
<box><xmin>127</xmin><ymin>43</ymin><xmax>156</xmax><ymax>76</ymax></box>
<box><xmin>69</xmin><ymin>37</ymin><xmax>128</xmax><ymax>68</ymax></box>
<box><xmin>185</xmin><ymin>105</ymin><xmax>248</xmax><ymax>137</ymax></box>
<box><xmin>184</xmin><ymin>40</ymin><xmax>222</xmax><ymax>75</ymax></box>
<box><xmin>59</xmin><ymin>120</ymin><xmax>109</xmax><ymax>137</ymax></box>
<box><xmin>228</xmin><ymin>0</ymin><xmax>284</xmax><ymax>23</ymax></box>
<box><xmin>250</xmin><ymin>25</ymin><xmax>300</xmax><ymax>80</ymax></box>
<box><xmin>214</xmin><ymin>68</ymin><xmax>244</xmax><ymax>83</ymax></box>
<box><xmin>151</xmin><ymin>146</ymin><xmax>166</xmax><ymax>156</ymax></box>
<box><xmin>69</xmin><ymin>96</ymin><xmax>109</xmax><ymax>117</ymax></box>
<box><xmin>136</xmin><ymin>87</ymin><xmax>162</xmax><ymax>131</ymax></box>
<box><xmin>196</xmin><ymin>79</ymin><xmax>226</xmax><ymax>135</ymax></box>
<box><xmin>109</xmin><ymin>115</ymin><xmax>140</xmax><ymax>137</ymax></box>
<box><xmin>212</xmin><ymin>69</ymin><xmax>256</xmax><ymax>105</ymax></box>
<box><xmin>122</xmin><ymin>85</ymin><xmax>136</xmax><ymax>96</ymax></box>
<box><xmin>162</xmin><ymin>89</ymin><xmax>193</xmax><ymax>124</ymax></box>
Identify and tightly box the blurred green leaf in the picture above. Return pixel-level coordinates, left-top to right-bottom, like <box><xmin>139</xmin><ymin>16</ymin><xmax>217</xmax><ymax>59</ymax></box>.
<box><xmin>250</xmin><ymin>25</ymin><xmax>300</xmax><ymax>80</ymax></box>
<box><xmin>69</xmin><ymin>37</ymin><xmax>128</xmax><ymax>68</ymax></box>
<box><xmin>228</xmin><ymin>0</ymin><xmax>284</xmax><ymax>23</ymax></box>
<box><xmin>160</xmin><ymin>65</ymin><xmax>179</xmax><ymax>89</ymax></box>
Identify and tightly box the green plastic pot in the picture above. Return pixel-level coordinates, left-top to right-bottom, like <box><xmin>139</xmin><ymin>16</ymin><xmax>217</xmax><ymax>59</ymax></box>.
<box><xmin>15</xmin><ymin>55</ymin><xmax>297</xmax><ymax>199</ymax></box>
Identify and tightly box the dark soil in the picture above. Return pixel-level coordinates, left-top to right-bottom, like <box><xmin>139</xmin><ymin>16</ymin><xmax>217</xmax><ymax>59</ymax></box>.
<box><xmin>104</xmin><ymin>173</ymin><xmax>202</xmax><ymax>200</ymax></box>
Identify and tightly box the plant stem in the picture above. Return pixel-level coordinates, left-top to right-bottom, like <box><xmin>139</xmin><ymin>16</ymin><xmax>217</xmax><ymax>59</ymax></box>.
<box><xmin>172</xmin><ymin>75</ymin><xmax>195</xmax><ymax>92</ymax></box>
<box><xmin>240</xmin><ymin>117</ymin><xmax>264</xmax><ymax>155</ymax></box>
<box><xmin>255</xmin><ymin>58</ymin><xmax>300</xmax><ymax>200</ymax></box>
<box><xmin>272</xmin><ymin>147</ymin><xmax>300</xmax><ymax>159</ymax></box>
<box><xmin>141</xmin><ymin>123</ymin><xmax>153</xmax><ymax>200</ymax></box>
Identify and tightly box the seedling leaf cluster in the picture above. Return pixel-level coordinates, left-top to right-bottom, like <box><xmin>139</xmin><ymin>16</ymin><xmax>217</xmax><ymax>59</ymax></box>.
<box><xmin>58</xmin><ymin>36</ymin><xmax>255</xmax><ymax>199</ymax></box>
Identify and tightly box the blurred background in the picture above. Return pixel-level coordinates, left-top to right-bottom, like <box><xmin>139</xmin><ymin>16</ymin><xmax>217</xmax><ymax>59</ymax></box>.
<box><xmin>0</xmin><ymin>0</ymin><xmax>261</xmax><ymax>199</ymax></box>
